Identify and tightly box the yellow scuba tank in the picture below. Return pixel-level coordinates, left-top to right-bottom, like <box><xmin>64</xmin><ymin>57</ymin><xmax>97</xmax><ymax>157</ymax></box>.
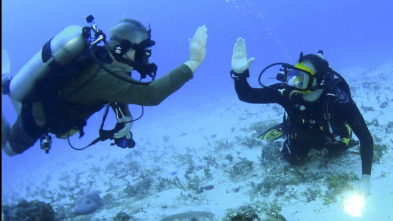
<box><xmin>9</xmin><ymin>25</ymin><xmax>86</xmax><ymax>102</ymax></box>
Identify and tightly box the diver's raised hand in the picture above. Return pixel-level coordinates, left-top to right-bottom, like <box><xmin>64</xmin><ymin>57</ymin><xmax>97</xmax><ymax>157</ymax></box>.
<box><xmin>231</xmin><ymin>37</ymin><xmax>255</xmax><ymax>74</ymax></box>
<box><xmin>184</xmin><ymin>25</ymin><xmax>208</xmax><ymax>73</ymax></box>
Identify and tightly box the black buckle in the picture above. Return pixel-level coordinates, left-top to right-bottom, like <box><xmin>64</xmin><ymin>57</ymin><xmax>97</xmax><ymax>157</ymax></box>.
<box><xmin>230</xmin><ymin>70</ymin><xmax>240</xmax><ymax>80</ymax></box>
<box><xmin>230</xmin><ymin>70</ymin><xmax>249</xmax><ymax>80</ymax></box>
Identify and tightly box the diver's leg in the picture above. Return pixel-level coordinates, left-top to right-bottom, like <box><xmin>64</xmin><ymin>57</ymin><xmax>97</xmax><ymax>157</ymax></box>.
<box><xmin>327</xmin><ymin>142</ymin><xmax>349</xmax><ymax>157</ymax></box>
<box><xmin>2</xmin><ymin>113</ymin><xmax>19</xmax><ymax>156</ymax></box>
<box><xmin>3</xmin><ymin>70</ymin><xmax>22</xmax><ymax>114</ymax></box>
<box><xmin>2</xmin><ymin>114</ymin><xmax>11</xmax><ymax>149</ymax></box>
<box><xmin>2</xmin><ymin>97</ymin><xmax>22</xmax><ymax>155</ymax></box>
<box><xmin>2</xmin><ymin>114</ymin><xmax>40</xmax><ymax>156</ymax></box>
<box><xmin>281</xmin><ymin>139</ymin><xmax>309</xmax><ymax>164</ymax></box>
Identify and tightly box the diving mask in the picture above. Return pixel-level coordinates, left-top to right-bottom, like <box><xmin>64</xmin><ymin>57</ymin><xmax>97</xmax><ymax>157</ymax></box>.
<box><xmin>111</xmin><ymin>37</ymin><xmax>157</xmax><ymax>80</ymax></box>
<box><xmin>287</xmin><ymin>67</ymin><xmax>314</xmax><ymax>90</ymax></box>
<box><xmin>258</xmin><ymin>62</ymin><xmax>316</xmax><ymax>91</ymax></box>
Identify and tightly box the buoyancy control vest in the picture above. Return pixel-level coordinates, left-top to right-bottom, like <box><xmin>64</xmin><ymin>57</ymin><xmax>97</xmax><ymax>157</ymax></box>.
<box><xmin>31</xmin><ymin>46</ymin><xmax>111</xmax><ymax>138</ymax></box>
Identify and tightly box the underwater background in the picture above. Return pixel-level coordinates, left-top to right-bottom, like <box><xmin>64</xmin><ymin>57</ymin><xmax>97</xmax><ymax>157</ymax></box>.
<box><xmin>2</xmin><ymin>0</ymin><xmax>393</xmax><ymax>220</ymax></box>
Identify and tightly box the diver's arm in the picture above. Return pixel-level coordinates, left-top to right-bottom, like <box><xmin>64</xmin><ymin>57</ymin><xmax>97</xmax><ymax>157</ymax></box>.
<box><xmin>233</xmin><ymin>71</ymin><xmax>283</xmax><ymax>104</ymax></box>
<box><xmin>66</xmin><ymin>63</ymin><xmax>193</xmax><ymax>106</ymax></box>
<box><xmin>343</xmin><ymin>101</ymin><xmax>374</xmax><ymax>175</ymax></box>
<box><xmin>107</xmin><ymin>64</ymin><xmax>193</xmax><ymax>106</ymax></box>
<box><xmin>134</xmin><ymin>64</ymin><xmax>193</xmax><ymax>105</ymax></box>
<box><xmin>342</xmin><ymin>99</ymin><xmax>373</xmax><ymax>196</ymax></box>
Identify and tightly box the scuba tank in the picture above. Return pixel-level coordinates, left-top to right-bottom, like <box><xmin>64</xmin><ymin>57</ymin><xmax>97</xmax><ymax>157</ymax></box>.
<box><xmin>9</xmin><ymin>25</ymin><xmax>87</xmax><ymax>102</ymax></box>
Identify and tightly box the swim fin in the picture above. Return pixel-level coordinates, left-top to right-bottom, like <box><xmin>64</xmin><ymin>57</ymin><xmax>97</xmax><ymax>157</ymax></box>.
<box><xmin>2</xmin><ymin>49</ymin><xmax>22</xmax><ymax>114</ymax></box>
<box><xmin>258</xmin><ymin>123</ymin><xmax>284</xmax><ymax>142</ymax></box>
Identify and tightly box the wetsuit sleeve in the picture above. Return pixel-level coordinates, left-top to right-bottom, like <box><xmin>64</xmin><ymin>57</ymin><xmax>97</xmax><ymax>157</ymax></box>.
<box><xmin>65</xmin><ymin>64</ymin><xmax>193</xmax><ymax>106</ymax></box>
<box><xmin>233</xmin><ymin>70</ymin><xmax>284</xmax><ymax>104</ymax></box>
<box><xmin>121</xmin><ymin>64</ymin><xmax>193</xmax><ymax>106</ymax></box>
<box><xmin>342</xmin><ymin>100</ymin><xmax>374</xmax><ymax>175</ymax></box>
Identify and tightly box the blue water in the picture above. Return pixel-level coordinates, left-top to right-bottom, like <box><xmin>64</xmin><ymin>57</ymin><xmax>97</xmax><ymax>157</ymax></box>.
<box><xmin>2</xmin><ymin>0</ymin><xmax>393</xmax><ymax>218</ymax></box>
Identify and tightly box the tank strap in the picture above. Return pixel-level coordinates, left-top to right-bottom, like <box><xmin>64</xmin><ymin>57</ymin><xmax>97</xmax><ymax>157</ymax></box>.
<box><xmin>42</xmin><ymin>38</ymin><xmax>72</xmax><ymax>73</ymax></box>
<box><xmin>41</xmin><ymin>39</ymin><xmax>53</xmax><ymax>63</ymax></box>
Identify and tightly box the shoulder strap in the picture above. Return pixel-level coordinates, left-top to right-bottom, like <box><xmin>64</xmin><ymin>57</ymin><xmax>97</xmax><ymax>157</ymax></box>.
<box><xmin>321</xmin><ymin>76</ymin><xmax>351</xmax><ymax>141</ymax></box>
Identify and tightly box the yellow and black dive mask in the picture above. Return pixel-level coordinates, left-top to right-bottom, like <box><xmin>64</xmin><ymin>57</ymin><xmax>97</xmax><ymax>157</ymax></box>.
<box><xmin>287</xmin><ymin>62</ymin><xmax>315</xmax><ymax>90</ymax></box>
<box><xmin>258</xmin><ymin>62</ymin><xmax>317</xmax><ymax>92</ymax></box>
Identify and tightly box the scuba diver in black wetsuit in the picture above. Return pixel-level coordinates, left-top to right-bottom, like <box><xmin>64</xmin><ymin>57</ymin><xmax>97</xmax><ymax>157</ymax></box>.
<box><xmin>230</xmin><ymin>37</ymin><xmax>373</xmax><ymax>198</ymax></box>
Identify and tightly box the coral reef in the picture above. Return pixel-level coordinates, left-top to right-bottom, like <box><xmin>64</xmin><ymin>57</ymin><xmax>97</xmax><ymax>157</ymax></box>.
<box><xmin>113</xmin><ymin>211</ymin><xmax>132</xmax><ymax>221</ymax></box>
<box><xmin>223</xmin><ymin>203</ymin><xmax>286</xmax><ymax>221</ymax></box>
<box><xmin>2</xmin><ymin>200</ymin><xmax>55</xmax><ymax>221</ymax></box>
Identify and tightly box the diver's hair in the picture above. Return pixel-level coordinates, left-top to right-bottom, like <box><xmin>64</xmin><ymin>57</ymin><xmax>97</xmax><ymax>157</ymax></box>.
<box><xmin>109</xmin><ymin>19</ymin><xmax>149</xmax><ymax>43</ymax></box>
<box><xmin>299</xmin><ymin>54</ymin><xmax>329</xmax><ymax>75</ymax></box>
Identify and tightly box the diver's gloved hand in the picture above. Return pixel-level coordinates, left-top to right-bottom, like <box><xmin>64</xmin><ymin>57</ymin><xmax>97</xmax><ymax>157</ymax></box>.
<box><xmin>359</xmin><ymin>174</ymin><xmax>371</xmax><ymax>197</ymax></box>
<box><xmin>184</xmin><ymin>25</ymin><xmax>208</xmax><ymax>73</ymax></box>
<box><xmin>113</xmin><ymin>116</ymin><xmax>133</xmax><ymax>139</ymax></box>
<box><xmin>231</xmin><ymin>37</ymin><xmax>255</xmax><ymax>74</ymax></box>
